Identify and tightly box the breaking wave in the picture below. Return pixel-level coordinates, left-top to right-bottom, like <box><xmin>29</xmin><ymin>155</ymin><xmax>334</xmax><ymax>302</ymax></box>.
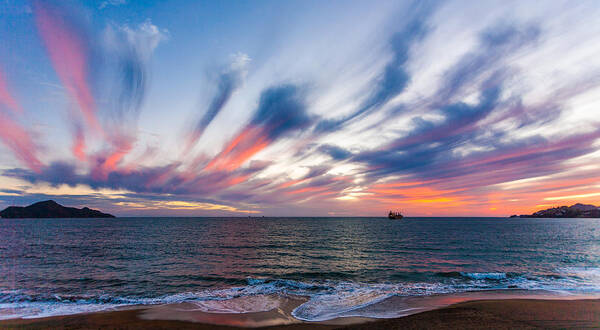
<box><xmin>3</xmin><ymin>268</ymin><xmax>600</xmax><ymax>321</ymax></box>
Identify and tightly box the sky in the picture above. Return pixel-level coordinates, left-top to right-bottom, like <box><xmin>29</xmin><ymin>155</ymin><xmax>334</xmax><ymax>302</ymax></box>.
<box><xmin>1</xmin><ymin>0</ymin><xmax>600</xmax><ymax>216</ymax></box>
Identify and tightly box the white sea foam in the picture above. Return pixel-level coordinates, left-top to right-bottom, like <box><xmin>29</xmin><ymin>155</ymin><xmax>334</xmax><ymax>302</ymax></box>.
<box><xmin>187</xmin><ymin>295</ymin><xmax>283</xmax><ymax>313</ymax></box>
<box><xmin>0</xmin><ymin>302</ymin><xmax>127</xmax><ymax>320</ymax></box>
<box><xmin>3</xmin><ymin>271</ymin><xmax>600</xmax><ymax>321</ymax></box>
<box><xmin>291</xmin><ymin>286</ymin><xmax>394</xmax><ymax>321</ymax></box>
<box><xmin>559</xmin><ymin>267</ymin><xmax>600</xmax><ymax>280</ymax></box>
<box><xmin>461</xmin><ymin>272</ymin><xmax>507</xmax><ymax>280</ymax></box>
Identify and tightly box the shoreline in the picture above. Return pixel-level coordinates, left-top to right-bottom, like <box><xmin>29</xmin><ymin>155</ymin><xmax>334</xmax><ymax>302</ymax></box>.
<box><xmin>1</xmin><ymin>295</ymin><xmax>599</xmax><ymax>329</ymax></box>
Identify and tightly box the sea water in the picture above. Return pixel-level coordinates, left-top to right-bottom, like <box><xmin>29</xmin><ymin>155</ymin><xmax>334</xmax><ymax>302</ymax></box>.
<box><xmin>1</xmin><ymin>217</ymin><xmax>599</xmax><ymax>320</ymax></box>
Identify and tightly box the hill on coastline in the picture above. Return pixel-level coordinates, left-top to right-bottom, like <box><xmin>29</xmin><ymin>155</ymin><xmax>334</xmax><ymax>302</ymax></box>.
<box><xmin>0</xmin><ymin>200</ymin><xmax>115</xmax><ymax>218</ymax></box>
<box><xmin>511</xmin><ymin>203</ymin><xmax>600</xmax><ymax>218</ymax></box>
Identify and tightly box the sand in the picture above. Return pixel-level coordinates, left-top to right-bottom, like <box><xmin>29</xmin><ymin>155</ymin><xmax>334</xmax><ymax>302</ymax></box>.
<box><xmin>340</xmin><ymin>299</ymin><xmax>600</xmax><ymax>329</ymax></box>
<box><xmin>1</xmin><ymin>298</ymin><xmax>599</xmax><ymax>329</ymax></box>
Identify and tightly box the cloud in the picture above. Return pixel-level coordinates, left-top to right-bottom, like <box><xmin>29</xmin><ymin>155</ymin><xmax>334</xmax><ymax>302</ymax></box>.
<box><xmin>390</xmin><ymin>83</ymin><xmax>502</xmax><ymax>150</ymax></box>
<box><xmin>33</xmin><ymin>0</ymin><xmax>101</xmax><ymax>133</ymax></box>
<box><xmin>318</xmin><ymin>144</ymin><xmax>353</xmax><ymax>160</ymax></box>
<box><xmin>99</xmin><ymin>0</ymin><xmax>127</xmax><ymax>10</ymax></box>
<box><xmin>314</xmin><ymin>3</ymin><xmax>434</xmax><ymax>133</ymax></box>
<box><xmin>33</xmin><ymin>0</ymin><xmax>167</xmax><ymax>164</ymax></box>
<box><xmin>36</xmin><ymin>14</ymin><xmax>167</xmax><ymax>166</ymax></box>
<box><xmin>103</xmin><ymin>20</ymin><xmax>168</xmax><ymax>121</ymax></box>
<box><xmin>0</xmin><ymin>69</ymin><xmax>23</xmax><ymax>113</ymax></box>
<box><xmin>345</xmin><ymin>15</ymin><xmax>594</xmax><ymax>192</ymax></box>
<box><xmin>93</xmin><ymin>20</ymin><xmax>167</xmax><ymax>164</ymax></box>
<box><xmin>205</xmin><ymin>84</ymin><xmax>312</xmax><ymax>171</ymax></box>
<box><xmin>4</xmin><ymin>160</ymin><xmax>254</xmax><ymax>196</ymax></box>
<box><xmin>187</xmin><ymin>53</ymin><xmax>250</xmax><ymax>150</ymax></box>
<box><xmin>115</xmin><ymin>199</ymin><xmax>257</xmax><ymax>213</ymax></box>
<box><xmin>249</xmin><ymin>85</ymin><xmax>312</xmax><ymax>139</ymax></box>
<box><xmin>71</xmin><ymin>122</ymin><xmax>86</xmax><ymax>161</ymax></box>
<box><xmin>2</xmin><ymin>84</ymin><xmax>312</xmax><ymax>203</ymax></box>
<box><xmin>0</xmin><ymin>113</ymin><xmax>42</xmax><ymax>173</ymax></box>
<box><xmin>434</xmin><ymin>22</ymin><xmax>540</xmax><ymax>104</ymax></box>
<box><xmin>345</xmin><ymin>21</ymin><xmax>545</xmax><ymax>185</ymax></box>
<box><xmin>355</xmin><ymin>119</ymin><xmax>600</xmax><ymax>195</ymax></box>
<box><xmin>0</xmin><ymin>67</ymin><xmax>42</xmax><ymax>172</ymax></box>
<box><xmin>275</xmin><ymin>165</ymin><xmax>331</xmax><ymax>189</ymax></box>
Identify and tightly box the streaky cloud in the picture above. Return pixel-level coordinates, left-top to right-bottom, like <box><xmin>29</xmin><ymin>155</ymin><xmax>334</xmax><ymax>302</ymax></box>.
<box><xmin>314</xmin><ymin>2</ymin><xmax>435</xmax><ymax>133</ymax></box>
<box><xmin>206</xmin><ymin>84</ymin><xmax>311</xmax><ymax>171</ymax></box>
<box><xmin>434</xmin><ymin>22</ymin><xmax>540</xmax><ymax>104</ymax></box>
<box><xmin>0</xmin><ymin>112</ymin><xmax>42</xmax><ymax>173</ymax></box>
<box><xmin>3</xmin><ymin>158</ymin><xmax>269</xmax><ymax>199</ymax></box>
<box><xmin>71</xmin><ymin>122</ymin><xmax>86</xmax><ymax>161</ymax></box>
<box><xmin>103</xmin><ymin>20</ymin><xmax>167</xmax><ymax>121</ymax></box>
<box><xmin>0</xmin><ymin>67</ymin><xmax>42</xmax><ymax>172</ymax></box>
<box><xmin>391</xmin><ymin>83</ymin><xmax>502</xmax><ymax>150</ymax></box>
<box><xmin>33</xmin><ymin>0</ymin><xmax>102</xmax><ymax>133</ymax></box>
<box><xmin>99</xmin><ymin>0</ymin><xmax>127</xmax><ymax>10</ymax></box>
<box><xmin>352</xmin><ymin>75</ymin><xmax>505</xmax><ymax>178</ymax></box>
<box><xmin>89</xmin><ymin>20</ymin><xmax>166</xmax><ymax>168</ymax></box>
<box><xmin>187</xmin><ymin>53</ymin><xmax>250</xmax><ymax>150</ymax></box>
<box><xmin>0</xmin><ymin>69</ymin><xmax>23</xmax><ymax>113</ymax></box>
<box><xmin>318</xmin><ymin>144</ymin><xmax>353</xmax><ymax>161</ymax></box>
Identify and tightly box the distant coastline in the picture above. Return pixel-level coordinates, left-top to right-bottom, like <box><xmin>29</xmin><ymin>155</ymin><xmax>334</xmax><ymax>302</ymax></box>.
<box><xmin>510</xmin><ymin>203</ymin><xmax>600</xmax><ymax>218</ymax></box>
<box><xmin>0</xmin><ymin>200</ymin><xmax>115</xmax><ymax>218</ymax></box>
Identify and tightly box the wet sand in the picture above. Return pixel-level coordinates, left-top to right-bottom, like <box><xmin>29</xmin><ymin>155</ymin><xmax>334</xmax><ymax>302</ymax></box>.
<box><xmin>1</xmin><ymin>298</ymin><xmax>599</xmax><ymax>329</ymax></box>
<box><xmin>342</xmin><ymin>299</ymin><xmax>600</xmax><ymax>329</ymax></box>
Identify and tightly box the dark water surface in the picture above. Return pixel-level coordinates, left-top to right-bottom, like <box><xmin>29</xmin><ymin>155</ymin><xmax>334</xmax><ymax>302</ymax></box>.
<box><xmin>1</xmin><ymin>217</ymin><xmax>599</xmax><ymax>320</ymax></box>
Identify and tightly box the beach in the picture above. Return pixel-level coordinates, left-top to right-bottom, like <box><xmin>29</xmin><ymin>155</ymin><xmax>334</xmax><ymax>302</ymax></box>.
<box><xmin>1</xmin><ymin>298</ymin><xmax>599</xmax><ymax>329</ymax></box>
<box><xmin>2</xmin><ymin>217</ymin><xmax>600</xmax><ymax>325</ymax></box>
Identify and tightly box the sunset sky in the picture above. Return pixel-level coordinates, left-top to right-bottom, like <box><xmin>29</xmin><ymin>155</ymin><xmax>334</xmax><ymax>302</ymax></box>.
<box><xmin>1</xmin><ymin>0</ymin><xmax>600</xmax><ymax>216</ymax></box>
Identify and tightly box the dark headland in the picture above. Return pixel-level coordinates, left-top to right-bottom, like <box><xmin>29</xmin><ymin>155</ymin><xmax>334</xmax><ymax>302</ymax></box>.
<box><xmin>510</xmin><ymin>203</ymin><xmax>600</xmax><ymax>218</ymax></box>
<box><xmin>0</xmin><ymin>200</ymin><xmax>115</xmax><ymax>218</ymax></box>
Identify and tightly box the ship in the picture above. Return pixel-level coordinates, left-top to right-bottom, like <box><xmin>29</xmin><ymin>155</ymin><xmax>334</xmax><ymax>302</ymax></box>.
<box><xmin>388</xmin><ymin>210</ymin><xmax>403</xmax><ymax>219</ymax></box>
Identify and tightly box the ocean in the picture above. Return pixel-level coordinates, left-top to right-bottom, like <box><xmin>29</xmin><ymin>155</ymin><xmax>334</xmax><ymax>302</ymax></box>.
<box><xmin>1</xmin><ymin>217</ymin><xmax>599</xmax><ymax>321</ymax></box>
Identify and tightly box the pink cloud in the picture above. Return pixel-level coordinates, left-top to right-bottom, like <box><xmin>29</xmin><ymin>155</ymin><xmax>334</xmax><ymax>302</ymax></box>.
<box><xmin>33</xmin><ymin>1</ymin><xmax>102</xmax><ymax>134</ymax></box>
<box><xmin>0</xmin><ymin>69</ymin><xmax>23</xmax><ymax>114</ymax></box>
<box><xmin>0</xmin><ymin>112</ymin><xmax>42</xmax><ymax>173</ymax></box>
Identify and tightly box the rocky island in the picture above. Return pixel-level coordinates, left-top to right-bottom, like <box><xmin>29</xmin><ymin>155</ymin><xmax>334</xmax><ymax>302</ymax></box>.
<box><xmin>511</xmin><ymin>203</ymin><xmax>600</xmax><ymax>218</ymax></box>
<box><xmin>0</xmin><ymin>200</ymin><xmax>115</xmax><ymax>218</ymax></box>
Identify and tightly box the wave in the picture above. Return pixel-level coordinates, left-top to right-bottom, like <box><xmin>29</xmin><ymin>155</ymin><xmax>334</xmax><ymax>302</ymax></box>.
<box><xmin>3</xmin><ymin>268</ymin><xmax>600</xmax><ymax>321</ymax></box>
<box><xmin>559</xmin><ymin>267</ymin><xmax>600</xmax><ymax>280</ymax></box>
<box><xmin>434</xmin><ymin>271</ymin><xmax>510</xmax><ymax>280</ymax></box>
<box><xmin>460</xmin><ymin>272</ymin><xmax>508</xmax><ymax>280</ymax></box>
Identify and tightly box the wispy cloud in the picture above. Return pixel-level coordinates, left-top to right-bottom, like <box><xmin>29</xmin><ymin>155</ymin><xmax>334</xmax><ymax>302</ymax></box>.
<box><xmin>99</xmin><ymin>0</ymin><xmax>127</xmax><ymax>10</ymax></box>
<box><xmin>33</xmin><ymin>0</ymin><xmax>101</xmax><ymax>133</ymax></box>
<box><xmin>0</xmin><ymin>69</ymin><xmax>23</xmax><ymax>114</ymax></box>
<box><xmin>0</xmin><ymin>112</ymin><xmax>42</xmax><ymax>173</ymax></box>
<box><xmin>187</xmin><ymin>53</ymin><xmax>250</xmax><ymax>151</ymax></box>
<box><xmin>102</xmin><ymin>20</ymin><xmax>168</xmax><ymax>121</ymax></box>
<box><xmin>204</xmin><ymin>84</ymin><xmax>311</xmax><ymax>172</ymax></box>
<box><xmin>0</xmin><ymin>67</ymin><xmax>42</xmax><ymax>172</ymax></box>
<box><xmin>315</xmin><ymin>3</ymin><xmax>435</xmax><ymax>133</ymax></box>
